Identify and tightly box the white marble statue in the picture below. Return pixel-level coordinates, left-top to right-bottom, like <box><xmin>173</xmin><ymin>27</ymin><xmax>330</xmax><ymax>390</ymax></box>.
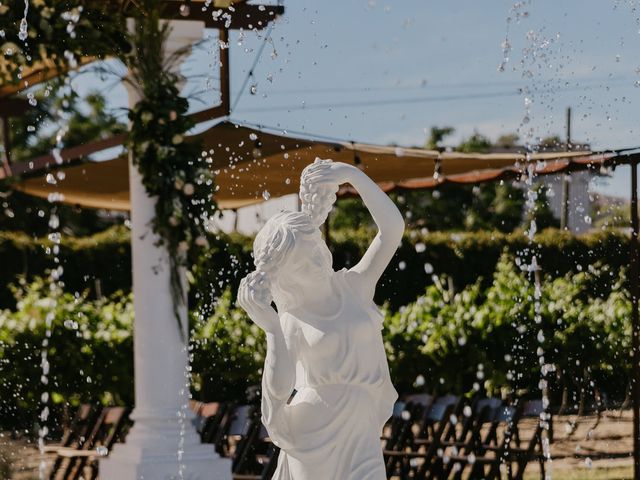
<box><xmin>237</xmin><ymin>158</ymin><xmax>404</xmax><ymax>480</ymax></box>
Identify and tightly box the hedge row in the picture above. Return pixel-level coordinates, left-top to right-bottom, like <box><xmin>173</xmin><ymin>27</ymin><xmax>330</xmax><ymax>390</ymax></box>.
<box><xmin>0</xmin><ymin>253</ymin><xmax>629</xmax><ymax>432</ymax></box>
<box><xmin>0</xmin><ymin>226</ymin><xmax>631</xmax><ymax>311</ymax></box>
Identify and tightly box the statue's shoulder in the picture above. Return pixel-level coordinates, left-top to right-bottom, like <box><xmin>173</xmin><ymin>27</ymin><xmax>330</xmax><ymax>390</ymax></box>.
<box><xmin>337</xmin><ymin>268</ymin><xmax>370</xmax><ymax>303</ymax></box>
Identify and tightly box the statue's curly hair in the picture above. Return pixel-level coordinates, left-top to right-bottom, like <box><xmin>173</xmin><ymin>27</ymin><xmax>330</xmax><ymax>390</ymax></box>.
<box><xmin>253</xmin><ymin>210</ymin><xmax>331</xmax><ymax>311</ymax></box>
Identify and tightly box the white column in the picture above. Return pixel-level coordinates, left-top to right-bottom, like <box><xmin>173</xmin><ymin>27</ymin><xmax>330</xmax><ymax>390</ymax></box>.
<box><xmin>100</xmin><ymin>20</ymin><xmax>231</xmax><ymax>480</ymax></box>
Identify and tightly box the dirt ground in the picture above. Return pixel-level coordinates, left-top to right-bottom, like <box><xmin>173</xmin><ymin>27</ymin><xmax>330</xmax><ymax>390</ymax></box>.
<box><xmin>0</xmin><ymin>410</ymin><xmax>636</xmax><ymax>479</ymax></box>
<box><xmin>524</xmin><ymin>409</ymin><xmax>634</xmax><ymax>479</ymax></box>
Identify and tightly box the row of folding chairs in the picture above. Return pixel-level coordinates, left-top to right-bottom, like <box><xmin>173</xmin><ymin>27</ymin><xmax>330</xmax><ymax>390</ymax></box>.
<box><xmin>47</xmin><ymin>404</ymin><xmax>129</xmax><ymax>480</ymax></box>
<box><xmin>45</xmin><ymin>395</ymin><xmax>552</xmax><ymax>480</ymax></box>
<box><xmin>383</xmin><ymin>394</ymin><xmax>552</xmax><ymax>479</ymax></box>
<box><xmin>192</xmin><ymin>401</ymin><xmax>279</xmax><ymax>480</ymax></box>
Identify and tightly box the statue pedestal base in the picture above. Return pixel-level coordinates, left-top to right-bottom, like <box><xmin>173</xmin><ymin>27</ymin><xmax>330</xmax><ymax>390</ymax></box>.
<box><xmin>99</xmin><ymin>415</ymin><xmax>231</xmax><ymax>480</ymax></box>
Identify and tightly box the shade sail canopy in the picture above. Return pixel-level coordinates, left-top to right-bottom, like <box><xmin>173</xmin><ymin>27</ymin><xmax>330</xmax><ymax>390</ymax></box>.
<box><xmin>338</xmin><ymin>151</ymin><xmax>630</xmax><ymax>197</ymax></box>
<box><xmin>12</xmin><ymin>120</ymin><xmax>596</xmax><ymax>210</ymax></box>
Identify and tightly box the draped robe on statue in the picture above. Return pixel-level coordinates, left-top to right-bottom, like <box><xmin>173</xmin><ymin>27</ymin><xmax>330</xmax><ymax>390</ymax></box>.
<box><xmin>261</xmin><ymin>269</ymin><xmax>398</xmax><ymax>480</ymax></box>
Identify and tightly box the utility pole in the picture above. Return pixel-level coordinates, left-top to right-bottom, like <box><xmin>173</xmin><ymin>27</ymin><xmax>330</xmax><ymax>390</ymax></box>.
<box><xmin>560</xmin><ymin>107</ymin><xmax>571</xmax><ymax>230</ymax></box>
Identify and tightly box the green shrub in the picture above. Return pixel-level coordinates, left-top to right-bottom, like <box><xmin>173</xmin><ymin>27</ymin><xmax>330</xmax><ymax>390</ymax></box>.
<box><xmin>384</xmin><ymin>254</ymin><xmax>631</xmax><ymax>406</ymax></box>
<box><xmin>0</xmin><ymin>279</ymin><xmax>134</xmax><ymax>434</ymax></box>
<box><xmin>191</xmin><ymin>290</ymin><xmax>265</xmax><ymax>402</ymax></box>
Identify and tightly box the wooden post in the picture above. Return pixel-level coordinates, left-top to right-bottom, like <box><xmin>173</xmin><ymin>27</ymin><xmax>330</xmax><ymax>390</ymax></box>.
<box><xmin>219</xmin><ymin>28</ymin><xmax>231</xmax><ymax>116</ymax></box>
<box><xmin>631</xmin><ymin>160</ymin><xmax>640</xmax><ymax>480</ymax></box>
<box><xmin>560</xmin><ymin>107</ymin><xmax>571</xmax><ymax>230</ymax></box>
<box><xmin>0</xmin><ymin>116</ymin><xmax>12</xmax><ymax>177</ymax></box>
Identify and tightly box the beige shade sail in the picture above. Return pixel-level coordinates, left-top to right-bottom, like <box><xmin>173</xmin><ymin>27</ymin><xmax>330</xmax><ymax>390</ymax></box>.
<box><xmin>13</xmin><ymin>120</ymin><xmax>595</xmax><ymax>211</ymax></box>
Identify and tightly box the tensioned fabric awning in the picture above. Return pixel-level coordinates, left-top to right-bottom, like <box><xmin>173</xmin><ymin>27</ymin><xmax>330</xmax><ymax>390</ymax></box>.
<box><xmin>337</xmin><ymin>151</ymin><xmax>629</xmax><ymax>197</ymax></box>
<box><xmin>11</xmin><ymin>120</ymin><xmax>596</xmax><ymax>210</ymax></box>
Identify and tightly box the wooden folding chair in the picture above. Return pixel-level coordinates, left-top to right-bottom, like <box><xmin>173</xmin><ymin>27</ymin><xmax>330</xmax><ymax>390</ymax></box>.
<box><xmin>383</xmin><ymin>395</ymin><xmax>434</xmax><ymax>477</ymax></box>
<box><xmin>223</xmin><ymin>405</ymin><xmax>261</xmax><ymax>474</ymax></box>
<box><xmin>195</xmin><ymin>401</ymin><xmax>234</xmax><ymax>455</ymax></box>
<box><xmin>43</xmin><ymin>404</ymin><xmax>97</xmax><ymax>473</ymax></box>
<box><xmin>48</xmin><ymin>406</ymin><xmax>128</xmax><ymax>480</ymax></box>
<box><xmin>440</xmin><ymin>398</ymin><xmax>503</xmax><ymax>479</ymax></box>
<box><xmin>510</xmin><ymin>399</ymin><xmax>549</xmax><ymax>480</ymax></box>
<box><xmin>233</xmin><ymin>422</ymin><xmax>280</xmax><ymax>480</ymax></box>
<box><xmin>384</xmin><ymin>394</ymin><xmax>460</xmax><ymax>479</ymax></box>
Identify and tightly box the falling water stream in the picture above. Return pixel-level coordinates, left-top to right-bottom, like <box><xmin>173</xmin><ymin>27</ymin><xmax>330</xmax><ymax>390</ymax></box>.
<box><xmin>499</xmin><ymin>2</ymin><xmax>554</xmax><ymax>477</ymax></box>
<box><xmin>18</xmin><ymin>0</ymin><xmax>28</xmax><ymax>42</ymax></box>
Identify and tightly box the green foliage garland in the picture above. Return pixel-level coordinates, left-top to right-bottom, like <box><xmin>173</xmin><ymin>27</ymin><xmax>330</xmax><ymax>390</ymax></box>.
<box><xmin>125</xmin><ymin>8</ymin><xmax>216</xmax><ymax>338</ymax></box>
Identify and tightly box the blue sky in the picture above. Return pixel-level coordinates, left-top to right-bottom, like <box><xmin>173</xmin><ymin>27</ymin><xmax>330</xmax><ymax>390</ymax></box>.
<box><xmin>75</xmin><ymin>0</ymin><xmax>640</xmax><ymax>198</ymax></box>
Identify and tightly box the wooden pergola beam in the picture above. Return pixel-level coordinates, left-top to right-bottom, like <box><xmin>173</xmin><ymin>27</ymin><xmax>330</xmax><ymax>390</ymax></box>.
<box><xmin>155</xmin><ymin>2</ymin><xmax>283</xmax><ymax>30</ymax></box>
<box><xmin>1</xmin><ymin>102</ymin><xmax>233</xmax><ymax>180</ymax></box>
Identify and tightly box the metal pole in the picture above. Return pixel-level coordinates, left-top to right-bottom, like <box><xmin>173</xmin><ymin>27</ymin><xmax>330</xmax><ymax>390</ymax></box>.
<box><xmin>560</xmin><ymin>107</ymin><xmax>571</xmax><ymax>230</ymax></box>
<box><xmin>631</xmin><ymin>161</ymin><xmax>640</xmax><ymax>480</ymax></box>
<box><xmin>219</xmin><ymin>28</ymin><xmax>231</xmax><ymax>116</ymax></box>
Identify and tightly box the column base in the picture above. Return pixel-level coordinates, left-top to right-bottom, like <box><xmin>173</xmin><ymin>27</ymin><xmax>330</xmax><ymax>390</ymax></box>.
<box><xmin>100</xmin><ymin>443</ymin><xmax>231</xmax><ymax>480</ymax></box>
<box><xmin>99</xmin><ymin>411</ymin><xmax>231</xmax><ymax>480</ymax></box>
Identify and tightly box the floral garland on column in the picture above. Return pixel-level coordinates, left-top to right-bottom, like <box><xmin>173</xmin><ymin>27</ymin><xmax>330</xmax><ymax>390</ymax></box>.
<box><xmin>0</xmin><ymin>1</ymin><xmax>217</xmax><ymax>340</ymax></box>
<box><xmin>125</xmin><ymin>7</ymin><xmax>216</xmax><ymax>339</ymax></box>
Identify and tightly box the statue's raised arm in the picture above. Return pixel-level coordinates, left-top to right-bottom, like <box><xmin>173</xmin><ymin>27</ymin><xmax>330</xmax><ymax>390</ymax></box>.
<box><xmin>300</xmin><ymin>158</ymin><xmax>405</xmax><ymax>300</ymax></box>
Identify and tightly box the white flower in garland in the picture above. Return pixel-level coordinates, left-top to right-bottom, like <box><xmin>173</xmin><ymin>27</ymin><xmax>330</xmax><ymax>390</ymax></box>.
<box><xmin>182</xmin><ymin>183</ymin><xmax>194</xmax><ymax>196</ymax></box>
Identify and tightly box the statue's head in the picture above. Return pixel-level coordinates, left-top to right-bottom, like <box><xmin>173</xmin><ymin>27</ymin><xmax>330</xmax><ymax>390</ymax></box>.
<box><xmin>253</xmin><ymin>210</ymin><xmax>333</xmax><ymax>311</ymax></box>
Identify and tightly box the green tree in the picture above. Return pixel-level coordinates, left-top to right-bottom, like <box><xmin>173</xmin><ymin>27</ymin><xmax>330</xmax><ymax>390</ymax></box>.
<box><xmin>425</xmin><ymin>126</ymin><xmax>455</xmax><ymax>150</ymax></box>
<box><xmin>495</xmin><ymin>133</ymin><xmax>519</xmax><ymax>149</ymax></box>
<box><xmin>457</xmin><ymin>131</ymin><xmax>492</xmax><ymax>153</ymax></box>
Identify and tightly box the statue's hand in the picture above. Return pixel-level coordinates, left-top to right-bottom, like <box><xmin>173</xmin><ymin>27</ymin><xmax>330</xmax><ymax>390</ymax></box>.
<box><xmin>300</xmin><ymin>158</ymin><xmax>351</xmax><ymax>226</ymax></box>
<box><xmin>237</xmin><ymin>271</ymin><xmax>279</xmax><ymax>332</ymax></box>
<box><xmin>301</xmin><ymin>158</ymin><xmax>358</xmax><ymax>190</ymax></box>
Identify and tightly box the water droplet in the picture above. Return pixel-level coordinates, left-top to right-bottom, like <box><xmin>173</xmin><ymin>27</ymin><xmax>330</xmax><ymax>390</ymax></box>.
<box><xmin>52</xmin><ymin>148</ymin><xmax>63</xmax><ymax>164</ymax></box>
<box><xmin>18</xmin><ymin>18</ymin><xmax>28</xmax><ymax>41</ymax></box>
<box><xmin>262</xmin><ymin>190</ymin><xmax>270</xmax><ymax>201</ymax></box>
<box><xmin>96</xmin><ymin>446</ymin><xmax>109</xmax><ymax>456</ymax></box>
<box><xmin>424</xmin><ymin>263</ymin><xmax>434</xmax><ymax>274</ymax></box>
<box><xmin>249</xmin><ymin>133</ymin><xmax>258</xmax><ymax>141</ymax></box>
<box><xmin>48</xmin><ymin>214</ymin><xmax>60</xmax><ymax>230</ymax></box>
<box><xmin>415</xmin><ymin>242</ymin><xmax>426</xmax><ymax>253</ymax></box>
<box><xmin>398</xmin><ymin>261</ymin><xmax>406</xmax><ymax>270</ymax></box>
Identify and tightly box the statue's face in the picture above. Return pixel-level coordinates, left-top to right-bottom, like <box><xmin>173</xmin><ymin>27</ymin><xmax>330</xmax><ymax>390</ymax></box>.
<box><xmin>283</xmin><ymin>230</ymin><xmax>333</xmax><ymax>284</ymax></box>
